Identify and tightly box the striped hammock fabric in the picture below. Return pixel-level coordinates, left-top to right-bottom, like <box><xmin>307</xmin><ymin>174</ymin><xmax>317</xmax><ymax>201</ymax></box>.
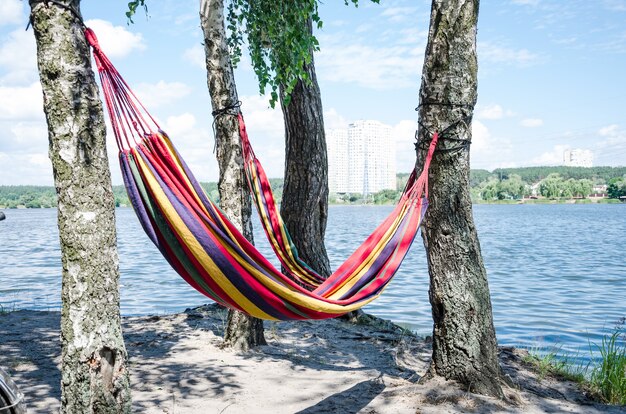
<box><xmin>86</xmin><ymin>28</ymin><xmax>438</xmax><ymax>320</ymax></box>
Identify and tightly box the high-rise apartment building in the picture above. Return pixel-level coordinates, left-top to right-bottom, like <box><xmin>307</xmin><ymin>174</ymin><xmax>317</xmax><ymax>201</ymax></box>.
<box><xmin>327</xmin><ymin>129</ymin><xmax>349</xmax><ymax>193</ymax></box>
<box><xmin>563</xmin><ymin>149</ymin><xmax>593</xmax><ymax>167</ymax></box>
<box><xmin>327</xmin><ymin>120</ymin><xmax>396</xmax><ymax>194</ymax></box>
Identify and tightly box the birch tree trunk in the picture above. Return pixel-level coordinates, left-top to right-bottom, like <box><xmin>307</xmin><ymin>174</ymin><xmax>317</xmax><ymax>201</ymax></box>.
<box><xmin>417</xmin><ymin>0</ymin><xmax>504</xmax><ymax>398</ymax></box>
<box><xmin>29</xmin><ymin>0</ymin><xmax>131</xmax><ymax>411</ymax></box>
<box><xmin>200</xmin><ymin>0</ymin><xmax>266</xmax><ymax>350</ymax></box>
<box><xmin>279</xmin><ymin>19</ymin><xmax>332</xmax><ymax>279</ymax></box>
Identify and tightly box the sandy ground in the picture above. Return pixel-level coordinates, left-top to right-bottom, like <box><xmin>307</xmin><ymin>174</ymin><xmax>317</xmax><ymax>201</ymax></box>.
<box><xmin>0</xmin><ymin>305</ymin><xmax>623</xmax><ymax>414</ymax></box>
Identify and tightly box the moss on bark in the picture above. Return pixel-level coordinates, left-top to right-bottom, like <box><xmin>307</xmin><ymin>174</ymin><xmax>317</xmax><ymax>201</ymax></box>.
<box><xmin>29</xmin><ymin>0</ymin><xmax>131</xmax><ymax>411</ymax></box>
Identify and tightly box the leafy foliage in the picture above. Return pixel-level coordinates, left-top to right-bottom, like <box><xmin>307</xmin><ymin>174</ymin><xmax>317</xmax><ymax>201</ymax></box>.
<box><xmin>0</xmin><ymin>186</ymin><xmax>130</xmax><ymax>208</ymax></box>
<box><xmin>537</xmin><ymin>174</ymin><xmax>594</xmax><ymax>199</ymax></box>
<box><xmin>125</xmin><ymin>0</ymin><xmax>148</xmax><ymax>24</ymax></box>
<box><xmin>225</xmin><ymin>0</ymin><xmax>377</xmax><ymax>107</ymax></box>
<box><xmin>5</xmin><ymin>167</ymin><xmax>625</xmax><ymax>208</ymax></box>
<box><xmin>607</xmin><ymin>178</ymin><xmax>626</xmax><ymax>199</ymax></box>
<box><xmin>492</xmin><ymin>166</ymin><xmax>626</xmax><ymax>184</ymax></box>
<box><xmin>0</xmin><ymin>186</ymin><xmax>57</xmax><ymax>208</ymax></box>
<box><xmin>126</xmin><ymin>1</ymin><xmax>377</xmax><ymax>106</ymax></box>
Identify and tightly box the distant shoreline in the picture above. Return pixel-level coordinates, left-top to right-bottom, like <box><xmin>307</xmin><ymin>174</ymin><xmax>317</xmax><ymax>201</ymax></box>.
<box><xmin>1</xmin><ymin>198</ymin><xmax>624</xmax><ymax>210</ymax></box>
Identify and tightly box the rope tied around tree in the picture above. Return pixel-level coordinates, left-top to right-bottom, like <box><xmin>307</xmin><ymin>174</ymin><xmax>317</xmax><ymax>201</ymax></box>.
<box><xmin>415</xmin><ymin>101</ymin><xmax>473</xmax><ymax>154</ymax></box>
<box><xmin>211</xmin><ymin>101</ymin><xmax>243</xmax><ymax>153</ymax></box>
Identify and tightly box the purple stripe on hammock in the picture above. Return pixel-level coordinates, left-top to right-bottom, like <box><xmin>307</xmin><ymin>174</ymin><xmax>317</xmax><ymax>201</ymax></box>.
<box><xmin>339</xmin><ymin>200</ymin><xmax>427</xmax><ymax>300</ymax></box>
<box><xmin>120</xmin><ymin>152</ymin><xmax>159</xmax><ymax>246</ymax></box>
<box><xmin>250</xmin><ymin>161</ymin><xmax>325</xmax><ymax>284</ymax></box>
<box><xmin>135</xmin><ymin>147</ymin><xmax>291</xmax><ymax>320</ymax></box>
<box><xmin>152</xmin><ymin>135</ymin><xmax>312</xmax><ymax>291</ymax></box>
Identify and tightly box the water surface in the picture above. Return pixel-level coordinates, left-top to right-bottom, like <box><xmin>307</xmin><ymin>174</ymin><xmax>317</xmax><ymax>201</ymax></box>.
<box><xmin>1</xmin><ymin>204</ymin><xmax>624</xmax><ymax>356</ymax></box>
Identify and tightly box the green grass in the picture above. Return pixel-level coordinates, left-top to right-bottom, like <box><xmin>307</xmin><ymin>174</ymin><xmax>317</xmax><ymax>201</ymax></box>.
<box><xmin>597</xmin><ymin>198</ymin><xmax>622</xmax><ymax>204</ymax></box>
<box><xmin>523</xmin><ymin>347</ymin><xmax>587</xmax><ymax>382</ymax></box>
<box><xmin>0</xmin><ymin>303</ymin><xmax>16</xmax><ymax>315</ymax></box>
<box><xmin>525</xmin><ymin>324</ymin><xmax>626</xmax><ymax>406</ymax></box>
<box><xmin>589</xmin><ymin>327</ymin><xmax>626</xmax><ymax>405</ymax></box>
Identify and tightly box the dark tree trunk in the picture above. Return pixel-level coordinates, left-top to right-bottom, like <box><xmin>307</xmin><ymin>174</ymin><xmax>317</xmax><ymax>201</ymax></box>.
<box><xmin>279</xmin><ymin>20</ymin><xmax>332</xmax><ymax>279</ymax></box>
<box><xmin>200</xmin><ymin>0</ymin><xmax>266</xmax><ymax>350</ymax></box>
<box><xmin>417</xmin><ymin>0</ymin><xmax>503</xmax><ymax>398</ymax></box>
<box><xmin>29</xmin><ymin>1</ymin><xmax>131</xmax><ymax>412</ymax></box>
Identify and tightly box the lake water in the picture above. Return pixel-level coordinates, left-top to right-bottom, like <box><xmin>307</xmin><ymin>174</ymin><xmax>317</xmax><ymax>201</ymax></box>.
<box><xmin>1</xmin><ymin>204</ymin><xmax>624</xmax><ymax>357</ymax></box>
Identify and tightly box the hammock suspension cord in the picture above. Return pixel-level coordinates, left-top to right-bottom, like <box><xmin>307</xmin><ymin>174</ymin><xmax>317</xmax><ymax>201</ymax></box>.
<box><xmin>415</xmin><ymin>102</ymin><xmax>473</xmax><ymax>154</ymax></box>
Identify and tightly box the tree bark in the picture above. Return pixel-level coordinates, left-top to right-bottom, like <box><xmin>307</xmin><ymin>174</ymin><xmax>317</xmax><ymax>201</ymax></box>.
<box><xmin>417</xmin><ymin>0</ymin><xmax>503</xmax><ymax>398</ymax></box>
<box><xmin>29</xmin><ymin>1</ymin><xmax>131</xmax><ymax>412</ymax></box>
<box><xmin>279</xmin><ymin>19</ymin><xmax>332</xmax><ymax>279</ymax></box>
<box><xmin>200</xmin><ymin>0</ymin><xmax>266</xmax><ymax>350</ymax></box>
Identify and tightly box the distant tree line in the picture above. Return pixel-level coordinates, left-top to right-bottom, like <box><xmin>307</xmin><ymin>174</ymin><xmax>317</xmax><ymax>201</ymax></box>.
<box><xmin>0</xmin><ymin>180</ymin><xmax>285</xmax><ymax>209</ymax></box>
<box><xmin>470</xmin><ymin>166</ymin><xmax>626</xmax><ymax>201</ymax></box>
<box><xmin>489</xmin><ymin>166</ymin><xmax>626</xmax><ymax>183</ymax></box>
<box><xmin>0</xmin><ymin>185</ymin><xmax>130</xmax><ymax>208</ymax></box>
<box><xmin>2</xmin><ymin>166</ymin><xmax>625</xmax><ymax>209</ymax></box>
<box><xmin>608</xmin><ymin>177</ymin><xmax>626</xmax><ymax>199</ymax></box>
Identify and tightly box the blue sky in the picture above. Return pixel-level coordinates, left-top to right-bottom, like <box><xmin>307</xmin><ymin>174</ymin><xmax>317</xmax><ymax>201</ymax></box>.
<box><xmin>0</xmin><ymin>0</ymin><xmax>625</xmax><ymax>185</ymax></box>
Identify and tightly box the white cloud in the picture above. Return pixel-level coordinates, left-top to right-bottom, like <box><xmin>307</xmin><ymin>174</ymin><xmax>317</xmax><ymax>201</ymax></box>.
<box><xmin>84</xmin><ymin>19</ymin><xmax>145</xmax><ymax>58</ymax></box>
<box><xmin>183</xmin><ymin>44</ymin><xmax>205</xmax><ymax>69</ymax></box>
<box><xmin>393</xmin><ymin>120</ymin><xmax>418</xmax><ymax>173</ymax></box>
<box><xmin>0</xmin><ymin>82</ymin><xmax>44</xmax><ymax>121</ymax></box>
<box><xmin>530</xmin><ymin>144</ymin><xmax>569</xmax><ymax>166</ymax></box>
<box><xmin>240</xmin><ymin>94</ymin><xmax>284</xmax><ymax>138</ymax></box>
<box><xmin>4</xmin><ymin>122</ymin><xmax>48</xmax><ymax>152</ymax></box>
<box><xmin>477</xmin><ymin>104</ymin><xmax>505</xmax><ymax>120</ymax></box>
<box><xmin>324</xmin><ymin>108</ymin><xmax>349</xmax><ymax>130</ymax></box>
<box><xmin>164</xmin><ymin>113</ymin><xmax>196</xmax><ymax>137</ymax></box>
<box><xmin>0</xmin><ymin>0</ymin><xmax>23</xmax><ymax>27</ymax></box>
<box><xmin>174</xmin><ymin>13</ymin><xmax>197</xmax><ymax>26</ymax></box>
<box><xmin>381</xmin><ymin>7</ymin><xmax>418</xmax><ymax>23</ymax></box>
<box><xmin>478</xmin><ymin>41</ymin><xmax>540</xmax><ymax>66</ymax></box>
<box><xmin>134</xmin><ymin>81</ymin><xmax>192</xmax><ymax>109</ymax></box>
<box><xmin>520</xmin><ymin>118</ymin><xmax>544</xmax><ymax>127</ymax></box>
<box><xmin>28</xmin><ymin>152</ymin><xmax>50</xmax><ymax>167</ymax></box>
<box><xmin>317</xmin><ymin>42</ymin><xmax>422</xmax><ymax>90</ymax></box>
<box><xmin>468</xmin><ymin>120</ymin><xmax>514</xmax><ymax>169</ymax></box>
<box><xmin>0</xmin><ymin>28</ymin><xmax>38</xmax><ymax>85</ymax></box>
<box><xmin>0</xmin><ymin>151</ymin><xmax>53</xmax><ymax>185</ymax></box>
<box><xmin>355</xmin><ymin>24</ymin><xmax>372</xmax><ymax>34</ymax></box>
<box><xmin>599</xmin><ymin>124</ymin><xmax>620</xmax><ymax>136</ymax></box>
<box><xmin>512</xmin><ymin>0</ymin><xmax>540</xmax><ymax>6</ymax></box>
<box><xmin>603</xmin><ymin>0</ymin><xmax>626</xmax><ymax>11</ymax></box>
<box><xmin>593</xmin><ymin>125</ymin><xmax>626</xmax><ymax>166</ymax></box>
<box><xmin>471</xmin><ymin>120</ymin><xmax>491</xmax><ymax>152</ymax></box>
<box><xmin>238</xmin><ymin>94</ymin><xmax>285</xmax><ymax>178</ymax></box>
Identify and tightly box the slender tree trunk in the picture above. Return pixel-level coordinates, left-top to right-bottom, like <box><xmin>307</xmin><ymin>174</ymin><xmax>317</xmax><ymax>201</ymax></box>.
<box><xmin>200</xmin><ymin>0</ymin><xmax>266</xmax><ymax>350</ymax></box>
<box><xmin>29</xmin><ymin>1</ymin><xmax>131</xmax><ymax>412</ymax></box>
<box><xmin>279</xmin><ymin>19</ymin><xmax>332</xmax><ymax>279</ymax></box>
<box><xmin>417</xmin><ymin>0</ymin><xmax>503</xmax><ymax>398</ymax></box>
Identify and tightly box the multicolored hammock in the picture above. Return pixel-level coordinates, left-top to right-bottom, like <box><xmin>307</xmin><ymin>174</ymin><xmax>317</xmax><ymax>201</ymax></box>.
<box><xmin>86</xmin><ymin>28</ymin><xmax>438</xmax><ymax>321</ymax></box>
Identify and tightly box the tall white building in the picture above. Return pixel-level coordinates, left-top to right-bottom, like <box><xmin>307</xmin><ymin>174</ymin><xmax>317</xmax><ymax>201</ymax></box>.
<box><xmin>327</xmin><ymin>120</ymin><xmax>396</xmax><ymax>194</ymax></box>
<box><xmin>563</xmin><ymin>149</ymin><xmax>593</xmax><ymax>167</ymax></box>
<box><xmin>327</xmin><ymin>129</ymin><xmax>349</xmax><ymax>193</ymax></box>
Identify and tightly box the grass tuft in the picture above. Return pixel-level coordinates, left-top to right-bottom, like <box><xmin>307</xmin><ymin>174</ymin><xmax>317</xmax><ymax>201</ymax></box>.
<box><xmin>588</xmin><ymin>322</ymin><xmax>626</xmax><ymax>405</ymax></box>
<box><xmin>523</xmin><ymin>347</ymin><xmax>586</xmax><ymax>382</ymax></box>
<box><xmin>0</xmin><ymin>303</ymin><xmax>16</xmax><ymax>315</ymax></box>
<box><xmin>524</xmin><ymin>321</ymin><xmax>625</xmax><ymax>406</ymax></box>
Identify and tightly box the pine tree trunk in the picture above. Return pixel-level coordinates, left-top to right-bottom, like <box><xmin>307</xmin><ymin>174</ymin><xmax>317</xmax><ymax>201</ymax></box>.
<box><xmin>200</xmin><ymin>0</ymin><xmax>266</xmax><ymax>350</ymax></box>
<box><xmin>29</xmin><ymin>1</ymin><xmax>131</xmax><ymax>412</ymax></box>
<box><xmin>279</xmin><ymin>20</ymin><xmax>332</xmax><ymax>279</ymax></box>
<box><xmin>417</xmin><ymin>0</ymin><xmax>503</xmax><ymax>398</ymax></box>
